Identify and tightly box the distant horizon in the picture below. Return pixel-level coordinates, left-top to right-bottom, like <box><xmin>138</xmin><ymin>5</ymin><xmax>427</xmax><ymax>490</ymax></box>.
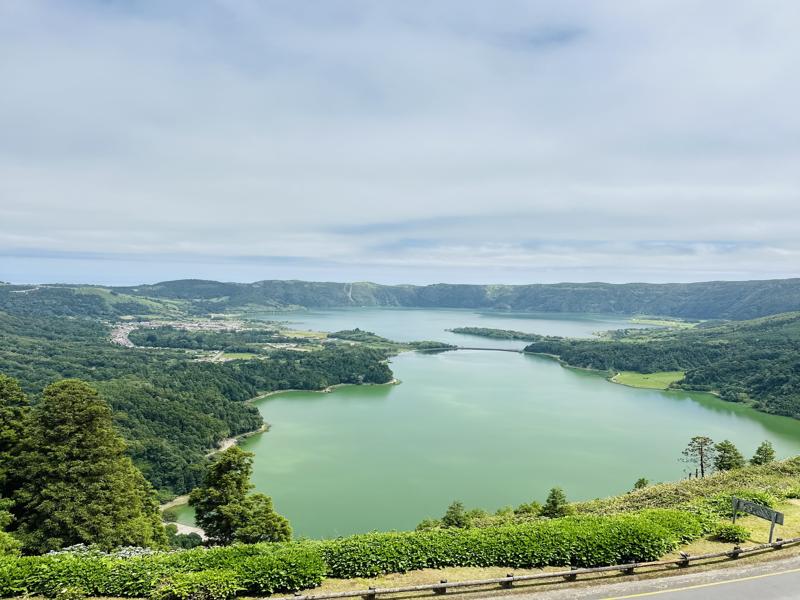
<box><xmin>5</xmin><ymin>274</ymin><xmax>800</xmax><ymax>288</ymax></box>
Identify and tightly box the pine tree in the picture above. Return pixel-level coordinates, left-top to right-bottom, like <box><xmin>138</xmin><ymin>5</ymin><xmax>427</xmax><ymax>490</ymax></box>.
<box><xmin>750</xmin><ymin>441</ymin><xmax>776</xmax><ymax>466</ymax></box>
<box><xmin>441</xmin><ymin>501</ymin><xmax>469</xmax><ymax>528</ymax></box>
<box><xmin>0</xmin><ymin>499</ymin><xmax>19</xmax><ymax>556</ymax></box>
<box><xmin>681</xmin><ymin>436</ymin><xmax>716</xmax><ymax>477</ymax></box>
<box><xmin>189</xmin><ymin>446</ymin><xmax>291</xmax><ymax>544</ymax></box>
<box><xmin>541</xmin><ymin>487</ymin><xmax>572</xmax><ymax>518</ymax></box>
<box><xmin>713</xmin><ymin>440</ymin><xmax>746</xmax><ymax>471</ymax></box>
<box><xmin>0</xmin><ymin>375</ymin><xmax>29</xmax><ymax>497</ymax></box>
<box><xmin>11</xmin><ymin>379</ymin><xmax>166</xmax><ymax>553</ymax></box>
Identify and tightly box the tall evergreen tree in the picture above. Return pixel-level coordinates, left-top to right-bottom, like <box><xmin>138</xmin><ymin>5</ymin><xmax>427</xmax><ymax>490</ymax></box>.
<box><xmin>10</xmin><ymin>379</ymin><xmax>166</xmax><ymax>553</ymax></box>
<box><xmin>0</xmin><ymin>499</ymin><xmax>19</xmax><ymax>556</ymax></box>
<box><xmin>681</xmin><ymin>436</ymin><xmax>716</xmax><ymax>478</ymax></box>
<box><xmin>189</xmin><ymin>446</ymin><xmax>291</xmax><ymax>544</ymax></box>
<box><xmin>0</xmin><ymin>375</ymin><xmax>29</xmax><ymax>497</ymax></box>
<box><xmin>541</xmin><ymin>487</ymin><xmax>572</xmax><ymax>518</ymax></box>
<box><xmin>713</xmin><ymin>440</ymin><xmax>745</xmax><ymax>471</ymax></box>
<box><xmin>441</xmin><ymin>501</ymin><xmax>469</xmax><ymax>528</ymax></box>
<box><xmin>750</xmin><ymin>441</ymin><xmax>776</xmax><ymax>466</ymax></box>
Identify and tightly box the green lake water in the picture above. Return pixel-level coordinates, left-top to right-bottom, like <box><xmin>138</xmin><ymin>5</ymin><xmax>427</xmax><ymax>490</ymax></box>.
<box><xmin>174</xmin><ymin>309</ymin><xmax>800</xmax><ymax>538</ymax></box>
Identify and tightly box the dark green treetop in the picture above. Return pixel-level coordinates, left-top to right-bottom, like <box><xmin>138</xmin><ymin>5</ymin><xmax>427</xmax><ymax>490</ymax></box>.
<box><xmin>714</xmin><ymin>440</ymin><xmax>746</xmax><ymax>472</ymax></box>
<box><xmin>11</xmin><ymin>379</ymin><xmax>166</xmax><ymax>553</ymax></box>
<box><xmin>750</xmin><ymin>441</ymin><xmax>776</xmax><ymax>466</ymax></box>
<box><xmin>541</xmin><ymin>487</ymin><xmax>573</xmax><ymax>518</ymax></box>
<box><xmin>0</xmin><ymin>375</ymin><xmax>28</xmax><ymax>497</ymax></box>
<box><xmin>189</xmin><ymin>446</ymin><xmax>291</xmax><ymax>545</ymax></box>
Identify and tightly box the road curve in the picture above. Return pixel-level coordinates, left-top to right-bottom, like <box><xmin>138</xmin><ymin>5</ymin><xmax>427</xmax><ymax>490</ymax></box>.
<box><xmin>485</xmin><ymin>554</ymin><xmax>800</xmax><ymax>600</ymax></box>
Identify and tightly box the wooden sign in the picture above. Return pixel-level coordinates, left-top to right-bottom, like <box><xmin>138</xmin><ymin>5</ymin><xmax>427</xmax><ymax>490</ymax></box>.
<box><xmin>732</xmin><ymin>497</ymin><xmax>784</xmax><ymax>542</ymax></box>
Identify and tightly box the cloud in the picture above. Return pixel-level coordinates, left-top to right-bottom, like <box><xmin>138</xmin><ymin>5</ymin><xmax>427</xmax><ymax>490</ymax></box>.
<box><xmin>0</xmin><ymin>0</ymin><xmax>799</xmax><ymax>284</ymax></box>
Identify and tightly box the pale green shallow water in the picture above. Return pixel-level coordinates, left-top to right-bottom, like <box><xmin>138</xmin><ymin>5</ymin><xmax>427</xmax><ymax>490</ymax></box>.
<box><xmin>174</xmin><ymin>309</ymin><xmax>800</xmax><ymax>538</ymax></box>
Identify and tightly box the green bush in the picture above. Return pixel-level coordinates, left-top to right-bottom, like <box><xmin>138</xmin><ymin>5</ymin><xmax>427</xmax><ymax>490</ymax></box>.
<box><xmin>236</xmin><ymin>547</ymin><xmax>325</xmax><ymax>595</ymax></box>
<box><xmin>703</xmin><ymin>490</ymin><xmax>776</xmax><ymax>519</ymax></box>
<box><xmin>320</xmin><ymin>509</ymin><xmax>703</xmax><ymax>578</ymax></box>
<box><xmin>0</xmin><ymin>510</ymin><xmax>703</xmax><ymax>597</ymax></box>
<box><xmin>784</xmin><ymin>487</ymin><xmax>800</xmax><ymax>499</ymax></box>
<box><xmin>711</xmin><ymin>523</ymin><xmax>750</xmax><ymax>544</ymax></box>
<box><xmin>0</xmin><ymin>545</ymin><xmax>323</xmax><ymax>599</ymax></box>
<box><xmin>150</xmin><ymin>570</ymin><xmax>241</xmax><ymax>600</ymax></box>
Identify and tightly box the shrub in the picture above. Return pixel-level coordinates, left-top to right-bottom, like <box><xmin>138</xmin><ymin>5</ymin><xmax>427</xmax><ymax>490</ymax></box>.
<box><xmin>784</xmin><ymin>487</ymin><xmax>800</xmax><ymax>499</ymax></box>
<box><xmin>703</xmin><ymin>489</ymin><xmax>776</xmax><ymax>519</ymax></box>
<box><xmin>162</xmin><ymin>509</ymin><xmax>179</xmax><ymax>523</ymax></box>
<box><xmin>0</xmin><ymin>545</ymin><xmax>324</xmax><ymax>599</ymax></box>
<box><xmin>236</xmin><ymin>546</ymin><xmax>325</xmax><ymax>595</ymax></box>
<box><xmin>0</xmin><ymin>510</ymin><xmax>704</xmax><ymax>597</ymax></box>
<box><xmin>150</xmin><ymin>570</ymin><xmax>241</xmax><ymax>600</ymax></box>
<box><xmin>514</xmin><ymin>501</ymin><xmax>541</xmax><ymax>516</ymax></box>
<box><xmin>441</xmin><ymin>501</ymin><xmax>469</xmax><ymax>528</ymax></box>
<box><xmin>320</xmin><ymin>510</ymin><xmax>703</xmax><ymax>578</ymax></box>
<box><xmin>711</xmin><ymin>523</ymin><xmax>750</xmax><ymax>544</ymax></box>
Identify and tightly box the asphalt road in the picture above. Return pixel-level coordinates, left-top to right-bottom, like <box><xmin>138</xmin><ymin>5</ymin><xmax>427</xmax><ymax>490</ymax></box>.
<box><xmin>488</xmin><ymin>554</ymin><xmax>800</xmax><ymax>600</ymax></box>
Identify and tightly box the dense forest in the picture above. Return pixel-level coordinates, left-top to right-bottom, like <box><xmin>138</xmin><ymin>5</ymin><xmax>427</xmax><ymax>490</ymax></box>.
<box><xmin>0</xmin><ymin>312</ymin><xmax>393</xmax><ymax>494</ymax></box>
<box><xmin>521</xmin><ymin>312</ymin><xmax>800</xmax><ymax>418</ymax></box>
<box><xmin>6</xmin><ymin>278</ymin><xmax>800</xmax><ymax>320</ymax></box>
<box><xmin>448</xmin><ymin>327</ymin><xmax>543</xmax><ymax>341</ymax></box>
<box><xmin>112</xmin><ymin>278</ymin><xmax>800</xmax><ymax>319</ymax></box>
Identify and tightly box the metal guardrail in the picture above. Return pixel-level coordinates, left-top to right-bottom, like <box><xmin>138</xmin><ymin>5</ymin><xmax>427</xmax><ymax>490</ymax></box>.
<box><xmin>272</xmin><ymin>536</ymin><xmax>800</xmax><ymax>600</ymax></box>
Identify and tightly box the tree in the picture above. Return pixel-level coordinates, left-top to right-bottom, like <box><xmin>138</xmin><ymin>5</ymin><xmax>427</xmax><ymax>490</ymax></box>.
<box><xmin>165</xmin><ymin>524</ymin><xmax>203</xmax><ymax>549</ymax></box>
<box><xmin>751</xmin><ymin>441</ymin><xmax>776</xmax><ymax>466</ymax></box>
<box><xmin>514</xmin><ymin>501</ymin><xmax>542</xmax><ymax>516</ymax></box>
<box><xmin>0</xmin><ymin>375</ymin><xmax>29</xmax><ymax>497</ymax></box>
<box><xmin>10</xmin><ymin>379</ymin><xmax>166</xmax><ymax>553</ymax></box>
<box><xmin>541</xmin><ymin>487</ymin><xmax>572</xmax><ymax>518</ymax></box>
<box><xmin>441</xmin><ymin>500</ymin><xmax>470</xmax><ymax>528</ymax></box>
<box><xmin>633</xmin><ymin>477</ymin><xmax>649</xmax><ymax>490</ymax></box>
<box><xmin>0</xmin><ymin>499</ymin><xmax>20</xmax><ymax>556</ymax></box>
<box><xmin>189</xmin><ymin>446</ymin><xmax>291</xmax><ymax>545</ymax></box>
<box><xmin>713</xmin><ymin>440</ymin><xmax>746</xmax><ymax>471</ymax></box>
<box><xmin>681</xmin><ymin>436</ymin><xmax>716</xmax><ymax>478</ymax></box>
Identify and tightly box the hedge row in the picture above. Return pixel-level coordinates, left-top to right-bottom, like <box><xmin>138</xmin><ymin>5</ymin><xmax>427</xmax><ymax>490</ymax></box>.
<box><xmin>0</xmin><ymin>509</ymin><xmax>704</xmax><ymax>599</ymax></box>
<box><xmin>319</xmin><ymin>509</ymin><xmax>705</xmax><ymax>578</ymax></box>
<box><xmin>0</xmin><ymin>545</ymin><xmax>324</xmax><ymax>599</ymax></box>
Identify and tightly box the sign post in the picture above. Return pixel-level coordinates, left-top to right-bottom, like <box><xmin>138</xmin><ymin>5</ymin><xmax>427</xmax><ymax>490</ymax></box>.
<box><xmin>732</xmin><ymin>498</ymin><xmax>784</xmax><ymax>543</ymax></box>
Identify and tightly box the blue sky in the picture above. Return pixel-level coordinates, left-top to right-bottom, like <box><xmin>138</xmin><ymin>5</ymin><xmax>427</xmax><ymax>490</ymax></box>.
<box><xmin>1</xmin><ymin>1</ymin><xmax>799</xmax><ymax>285</ymax></box>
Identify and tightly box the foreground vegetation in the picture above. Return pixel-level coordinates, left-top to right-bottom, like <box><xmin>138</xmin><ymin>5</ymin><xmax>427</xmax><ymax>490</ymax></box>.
<box><xmin>0</xmin><ymin>509</ymin><xmax>707</xmax><ymax>599</ymax></box>
<box><xmin>4</xmin><ymin>458</ymin><xmax>799</xmax><ymax>598</ymax></box>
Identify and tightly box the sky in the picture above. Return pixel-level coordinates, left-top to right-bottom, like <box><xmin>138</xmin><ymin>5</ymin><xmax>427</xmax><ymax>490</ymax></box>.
<box><xmin>1</xmin><ymin>1</ymin><xmax>799</xmax><ymax>286</ymax></box>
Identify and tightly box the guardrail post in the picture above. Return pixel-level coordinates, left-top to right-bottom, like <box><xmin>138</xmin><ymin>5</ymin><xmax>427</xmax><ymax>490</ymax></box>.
<box><xmin>774</xmin><ymin>538</ymin><xmax>784</xmax><ymax>550</ymax></box>
<box><xmin>563</xmin><ymin>566</ymin><xmax>578</xmax><ymax>581</ymax></box>
<box><xmin>362</xmin><ymin>586</ymin><xmax>377</xmax><ymax>600</ymax></box>
<box><xmin>434</xmin><ymin>580</ymin><xmax>447</xmax><ymax>595</ymax></box>
<box><xmin>677</xmin><ymin>551</ymin><xmax>690</xmax><ymax>568</ymax></box>
<box><xmin>500</xmin><ymin>573</ymin><xmax>514</xmax><ymax>589</ymax></box>
<box><xmin>729</xmin><ymin>545</ymin><xmax>742</xmax><ymax>559</ymax></box>
<box><xmin>621</xmin><ymin>566</ymin><xmax>635</xmax><ymax>575</ymax></box>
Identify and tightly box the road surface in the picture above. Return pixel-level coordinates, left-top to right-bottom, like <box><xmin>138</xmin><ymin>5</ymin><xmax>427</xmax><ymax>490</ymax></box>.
<box><xmin>488</xmin><ymin>554</ymin><xmax>800</xmax><ymax>599</ymax></box>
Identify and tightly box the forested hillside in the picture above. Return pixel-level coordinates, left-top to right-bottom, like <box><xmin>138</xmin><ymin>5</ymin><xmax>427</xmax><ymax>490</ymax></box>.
<box><xmin>5</xmin><ymin>278</ymin><xmax>800</xmax><ymax>320</ymax></box>
<box><xmin>0</xmin><ymin>312</ymin><xmax>393</xmax><ymax>494</ymax></box>
<box><xmin>522</xmin><ymin>312</ymin><xmax>800</xmax><ymax>418</ymax></box>
<box><xmin>116</xmin><ymin>278</ymin><xmax>800</xmax><ymax>319</ymax></box>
